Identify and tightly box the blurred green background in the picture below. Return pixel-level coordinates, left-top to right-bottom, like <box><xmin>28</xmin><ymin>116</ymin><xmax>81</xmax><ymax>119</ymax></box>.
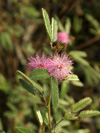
<box><xmin>0</xmin><ymin>0</ymin><xmax>100</xmax><ymax>133</ymax></box>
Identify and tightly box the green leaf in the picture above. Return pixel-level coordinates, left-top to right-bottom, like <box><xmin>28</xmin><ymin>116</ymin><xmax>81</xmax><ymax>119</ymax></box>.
<box><xmin>60</xmin><ymin>81</ymin><xmax>69</xmax><ymax>99</ymax></box>
<box><xmin>16</xmin><ymin>127</ymin><xmax>34</xmax><ymax>133</ymax></box>
<box><xmin>51</xmin><ymin>17</ymin><xmax>58</xmax><ymax>42</ymax></box>
<box><xmin>79</xmin><ymin>110</ymin><xmax>100</xmax><ymax>118</ymax></box>
<box><xmin>3</xmin><ymin>32</ymin><xmax>13</xmax><ymax>49</ymax></box>
<box><xmin>84</xmin><ymin>66</ymin><xmax>100</xmax><ymax>86</ymax></box>
<box><xmin>64</xmin><ymin>111</ymin><xmax>78</xmax><ymax>120</ymax></box>
<box><xmin>75</xmin><ymin>129</ymin><xmax>90</xmax><ymax>133</ymax></box>
<box><xmin>19</xmin><ymin>79</ymin><xmax>36</xmax><ymax>95</ymax></box>
<box><xmin>0</xmin><ymin>32</ymin><xmax>13</xmax><ymax>50</ymax></box>
<box><xmin>73</xmin><ymin>16</ymin><xmax>82</xmax><ymax>34</ymax></box>
<box><xmin>29</xmin><ymin>69</ymin><xmax>50</xmax><ymax>80</ymax></box>
<box><xmin>42</xmin><ymin>8</ymin><xmax>52</xmax><ymax>41</ymax></box>
<box><xmin>85</xmin><ymin>14</ymin><xmax>100</xmax><ymax>30</ymax></box>
<box><xmin>65</xmin><ymin>18</ymin><xmax>71</xmax><ymax>34</ymax></box>
<box><xmin>71</xmin><ymin>81</ymin><xmax>84</xmax><ymax>87</ymax></box>
<box><xmin>4</xmin><ymin>111</ymin><xmax>17</xmax><ymax>118</ymax></box>
<box><xmin>34</xmin><ymin>105</ymin><xmax>43</xmax><ymax>125</ymax></box>
<box><xmin>89</xmin><ymin>28</ymin><xmax>100</xmax><ymax>35</ymax></box>
<box><xmin>66</xmin><ymin>115</ymin><xmax>78</xmax><ymax>120</ymax></box>
<box><xmin>66</xmin><ymin>74</ymin><xmax>79</xmax><ymax>81</ymax></box>
<box><xmin>21</xmin><ymin>6</ymin><xmax>40</xmax><ymax>18</ymax></box>
<box><xmin>75</xmin><ymin>56</ymin><xmax>89</xmax><ymax>66</ymax></box>
<box><xmin>17</xmin><ymin>70</ymin><xmax>43</xmax><ymax>94</ymax></box>
<box><xmin>0</xmin><ymin>74</ymin><xmax>10</xmax><ymax>90</ymax></box>
<box><xmin>6</xmin><ymin>102</ymin><xmax>17</xmax><ymax>112</ymax></box>
<box><xmin>51</xmin><ymin>77</ymin><xmax>59</xmax><ymax>109</ymax></box>
<box><xmin>69</xmin><ymin>51</ymin><xmax>87</xmax><ymax>57</ymax></box>
<box><xmin>42</xmin><ymin>107</ymin><xmax>49</xmax><ymax>127</ymax></box>
<box><xmin>72</xmin><ymin>97</ymin><xmax>92</xmax><ymax>113</ymax></box>
<box><xmin>69</xmin><ymin>51</ymin><xmax>89</xmax><ymax>66</ymax></box>
<box><xmin>55</xmin><ymin>16</ymin><xmax>65</xmax><ymax>31</ymax></box>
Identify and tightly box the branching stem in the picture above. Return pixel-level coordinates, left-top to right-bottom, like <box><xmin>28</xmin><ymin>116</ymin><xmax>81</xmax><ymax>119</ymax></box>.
<box><xmin>55</xmin><ymin>117</ymin><xmax>64</xmax><ymax>127</ymax></box>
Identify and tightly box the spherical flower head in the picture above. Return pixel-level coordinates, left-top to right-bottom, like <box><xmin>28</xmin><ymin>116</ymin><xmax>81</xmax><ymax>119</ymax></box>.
<box><xmin>48</xmin><ymin>53</ymin><xmax>73</xmax><ymax>81</ymax></box>
<box><xmin>56</xmin><ymin>32</ymin><xmax>70</xmax><ymax>45</ymax></box>
<box><xmin>28</xmin><ymin>53</ymin><xmax>51</xmax><ymax>70</ymax></box>
<box><xmin>28</xmin><ymin>53</ymin><xmax>73</xmax><ymax>81</ymax></box>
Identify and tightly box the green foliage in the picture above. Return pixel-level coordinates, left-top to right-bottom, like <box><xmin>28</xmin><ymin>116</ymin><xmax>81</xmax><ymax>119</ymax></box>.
<box><xmin>42</xmin><ymin>8</ymin><xmax>52</xmax><ymax>41</ymax></box>
<box><xmin>85</xmin><ymin>14</ymin><xmax>100</xmax><ymax>35</ymax></box>
<box><xmin>64</xmin><ymin>111</ymin><xmax>78</xmax><ymax>120</ymax></box>
<box><xmin>58</xmin><ymin>96</ymin><xmax>74</xmax><ymax>112</ymax></box>
<box><xmin>51</xmin><ymin>77</ymin><xmax>59</xmax><ymax>109</ymax></box>
<box><xmin>84</xmin><ymin>65</ymin><xmax>100</xmax><ymax>86</ymax></box>
<box><xmin>71</xmin><ymin>80</ymin><xmax>84</xmax><ymax>87</ymax></box>
<box><xmin>16</xmin><ymin>127</ymin><xmax>34</xmax><ymax>133</ymax></box>
<box><xmin>65</xmin><ymin>18</ymin><xmax>71</xmax><ymax>34</ymax></box>
<box><xmin>86</xmin><ymin>14</ymin><xmax>99</xmax><ymax>30</ymax></box>
<box><xmin>66</xmin><ymin>74</ymin><xmax>79</xmax><ymax>81</ymax></box>
<box><xmin>72</xmin><ymin>97</ymin><xmax>92</xmax><ymax>113</ymax></box>
<box><xmin>29</xmin><ymin>69</ymin><xmax>50</xmax><ymax>80</ymax></box>
<box><xmin>21</xmin><ymin>6</ymin><xmax>40</xmax><ymax>18</ymax></box>
<box><xmin>42</xmin><ymin>8</ymin><xmax>58</xmax><ymax>42</ymax></box>
<box><xmin>51</xmin><ymin>17</ymin><xmax>58</xmax><ymax>42</ymax></box>
<box><xmin>0</xmin><ymin>32</ymin><xmax>13</xmax><ymax>50</ymax></box>
<box><xmin>0</xmin><ymin>74</ymin><xmax>10</xmax><ymax>90</ymax></box>
<box><xmin>3</xmin><ymin>85</ymin><xmax>41</xmax><ymax>132</ymax></box>
<box><xmin>53</xmin><ymin>120</ymin><xmax>71</xmax><ymax>133</ymax></box>
<box><xmin>42</xmin><ymin>107</ymin><xmax>49</xmax><ymax>127</ymax></box>
<box><xmin>60</xmin><ymin>81</ymin><xmax>69</xmax><ymax>99</ymax></box>
<box><xmin>4</xmin><ymin>111</ymin><xmax>18</xmax><ymax>119</ymax></box>
<box><xmin>55</xmin><ymin>16</ymin><xmax>65</xmax><ymax>31</ymax></box>
<box><xmin>17</xmin><ymin>70</ymin><xmax>43</xmax><ymax>94</ymax></box>
<box><xmin>79</xmin><ymin>110</ymin><xmax>100</xmax><ymax>118</ymax></box>
<box><xmin>55</xmin><ymin>16</ymin><xmax>71</xmax><ymax>34</ymax></box>
<box><xmin>19</xmin><ymin>79</ymin><xmax>36</xmax><ymax>95</ymax></box>
<box><xmin>69</xmin><ymin>51</ymin><xmax>89</xmax><ymax>66</ymax></box>
<box><xmin>69</xmin><ymin>51</ymin><xmax>100</xmax><ymax>86</ymax></box>
<box><xmin>73</xmin><ymin>16</ymin><xmax>82</xmax><ymax>34</ymax></box>
<box><xmin>34</xmin><ymin>105</ymin><xmax>43</xmax><ymax>125</ymax></box>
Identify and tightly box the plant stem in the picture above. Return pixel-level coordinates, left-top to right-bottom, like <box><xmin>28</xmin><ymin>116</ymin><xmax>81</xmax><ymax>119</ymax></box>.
<box><xmin>48</xmin><ymin>88</ymin><xmax>52</xmax><ymax>132</ymax></box>
<box><xmin>55</xmin><ymin>117</ymin><xmax>64</xmax><ymax>127</ymax></box>
<box><xmin>53</xmin><ymin>117</ymin><xmax>64</xmax><ymax>132</ymax></box>
<box><xmin>42</xmin><ymin>96</ymin><xmax>47</xmax><ymax>106</ymax></box>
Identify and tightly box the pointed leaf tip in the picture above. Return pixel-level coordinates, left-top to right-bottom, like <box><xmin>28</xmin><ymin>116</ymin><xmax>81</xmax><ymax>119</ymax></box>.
<box><xmin>42</xmin><ymin>8</ymin><xmax>52</xmax><ymax>41</ymax></box>
<box><xmin>72</xmin><ymin>97</ymin><xmax>92</xmax><ymax>113</ymax></box>
<box><xmin>51</xmin><ymin>17</ymin><xmax>58</xmax><ymax>42</ymax></box>
<box><xmin>79</xmin><ymin>110</ymin><xmax>100</xmax><ymax>118</ymax></box>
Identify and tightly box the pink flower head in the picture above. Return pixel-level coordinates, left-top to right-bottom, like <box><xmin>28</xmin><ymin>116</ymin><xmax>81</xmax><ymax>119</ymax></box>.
<box><xmin>28</xmin><ymin>53</ymin><xmax>73</xmax><ymax>81</ymax></box>
<box><xmin>48</xmin><ymin>53</ymin><xmax>73</xmax><ymax>81</ymax></box>
<box><xmin>28</xmin><ymin>53</ymin><xmax>51</xmax><ymax>70</ymax></box>
<box><xmin>57</xmin><ymin>32</ymin><xmax>70</xmax><ymax>45</ymax></box>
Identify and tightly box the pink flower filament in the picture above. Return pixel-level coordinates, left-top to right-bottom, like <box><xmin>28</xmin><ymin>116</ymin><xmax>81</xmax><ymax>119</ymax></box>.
<box><xmin>28</xmin><ymin>53</ymin><xmax>73</xmax><ymax>81</ymax></box>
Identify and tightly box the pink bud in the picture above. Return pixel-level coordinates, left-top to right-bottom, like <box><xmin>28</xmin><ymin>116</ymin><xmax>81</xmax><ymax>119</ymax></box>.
<box><xmin>57</xmin><ymin>32</ymin><xmax>70</xmax><ymax>45</ymax></box>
